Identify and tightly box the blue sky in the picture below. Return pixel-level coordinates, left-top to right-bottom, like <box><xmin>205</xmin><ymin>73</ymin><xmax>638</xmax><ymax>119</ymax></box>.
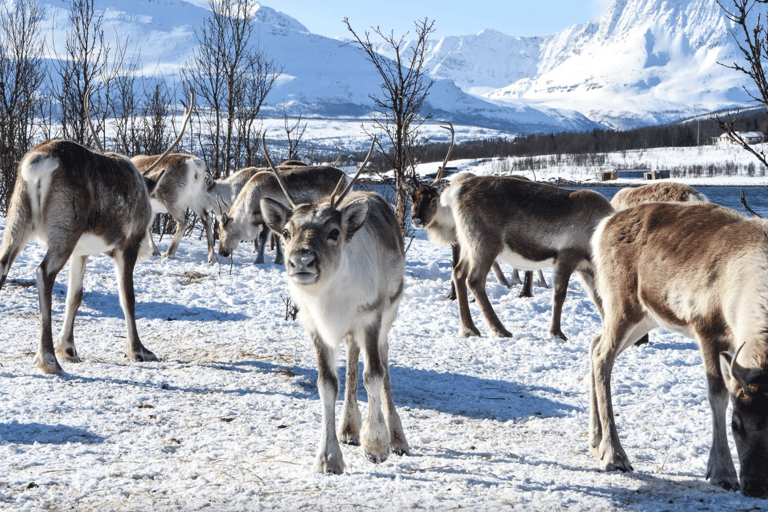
<box><xmin>270</xmin><ymin>1</ymin><xmax>612</xmax><ymax>39</ymax></box>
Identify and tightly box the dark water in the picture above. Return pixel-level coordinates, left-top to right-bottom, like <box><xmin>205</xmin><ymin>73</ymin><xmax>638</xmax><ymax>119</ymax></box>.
<box><xmin>576</xmin><ymin>186</ymin><xmax>768</xmax><ymax>218</ymax></box>
<box><xmin>367</xmin><ymin>183</ymin><xmax>768</xmax><ymax>219</ymax></box>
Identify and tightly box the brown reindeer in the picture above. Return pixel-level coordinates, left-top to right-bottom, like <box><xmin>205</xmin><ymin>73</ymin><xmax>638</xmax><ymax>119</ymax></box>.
<box><xmin>610</xmin><ymin>182</ymin><xmax>708</xmax><ymax>211</ymax></box>
<box><xmin>590</xmin><ymin>202</ymin><xmax>768</xmax><ymax>497</ymax></box>
<box><xmin>0</xmin><ymin>91</ymin><xmax>193</xmax><ymax>375</ymax></box>
<box><xmin>260</xmin><ymin>134</ymin><xmax>409</xmax><ymax>474</ymax></box>
<box><xmin>404</xmin><ymin>123</ymin><xmax>546</xmax><ymax>300</ymax></box>
<box><xmin>444</xmin><ymin>176</ymin><xmax>614</xmax><ymax>339</ymax></box>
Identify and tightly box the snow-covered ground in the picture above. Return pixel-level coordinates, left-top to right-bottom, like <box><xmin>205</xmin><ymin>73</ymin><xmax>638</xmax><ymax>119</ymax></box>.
<box><xmin>1</xmin><ymin>168</ymin><xmax>767</xmax><ymax>510</ymax></box>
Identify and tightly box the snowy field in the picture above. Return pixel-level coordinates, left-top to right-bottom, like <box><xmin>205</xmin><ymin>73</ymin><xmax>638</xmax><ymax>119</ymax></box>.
<box><xmin>1</xmin><ymin>177</ymin><xmax>767</xmax><ymax>511</ymax></box>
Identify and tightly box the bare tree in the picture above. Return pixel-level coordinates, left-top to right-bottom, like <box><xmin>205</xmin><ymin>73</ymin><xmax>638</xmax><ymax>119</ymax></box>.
<box><xmin>49</xmin><ymin>0</ymin><xmax>109</xmax><ymax>146</ymax></box>
<box><xmin>0</xmin><ymin>0</ymin><xmax>46</xmax><ymax>214</ymax></box>
<box><xmin>717</xmin><ymin>0</ymin><xmax>768</xmax><ymax>167</ymax></box>
<box><xmin>183</xmin><ymin>0</ymin><xmax>282</xmax><ymax>177</ymax></box>
<box><xmin>283</xmin><ymin>110</ymin><xmax>307</xmax><ymax>160</ymax></box>
<box><xmin>343</xmin><ymin>17</ymin><xmax>435</xmax><ymax>236</ymax></box>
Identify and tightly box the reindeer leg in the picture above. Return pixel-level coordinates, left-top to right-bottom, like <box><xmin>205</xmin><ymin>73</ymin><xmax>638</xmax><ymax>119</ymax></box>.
<box><xmin>467</xmin><ymin>259</ymin><xmax>512</xmax><ymax>338</ymax></box>
<box><xmin>446</xmin><ymin>243</ymin><xmax>460</xmax><ymax>301</ymax></box>
<box><xmin>272</xmin><ymin>233</ymin><xmax>284</xmax><ymax>266</ymax></box>
<box><xmin>56</xmin><ymin>255</ymin><xmax>88</xmax><ymax>363</ymax></box>
<box><xmin>548</xmin><ymin>260</ymin><xmax>579</xmax><ymax>340</ymax></box>
<box><xmin>519</xmin><ymin>270</ymin><xmax>534</xmax><ymax>298</ymax></box>
<box><xmin>114</xmin><ymin>244</ymin><xmax>157</xmax><ymax>363</ymax></box>
<box><xmin>339</xmin><ymin>336</ymin><xmax>362</xmax><ymax>446</ymax></box>
<box><xmin>591</xmin><ymin>317</ymin><xmax>648</xmax><ymax>472</ymax></box>
<box><xmin>537</xmin><ymin>269</ymin><xmax>548</xmax><ymax>288</ymax></box>
<box><xmin>198</xmin><ymin>210</ymin><xmax>216</xmax><ymax>265</ymax></box>
<box><xmin>378</xmin><ymin>332</ymin><xmax>410</xmax><ymax>456</ymax></box>
<box><xmin>491</xmin><ymin>261</ymin><xmax>511</xmax><ymax>288</ymax></box>
<box><xmin>147</xmin><ymin>224</ymin><xmax>161</xmax><ymax>257</ymax></box>
<box><xmin>360</xmin><ymin>320</ymin><xmax>391</xmax><ymax>464</ymax></box>
<box><xmin>311</xmin><ymin>333</ymin><xmax>344</xmax><ymax>474</ymax></box>
<box><xmin>35</xmin><ymin>247</ymin><xmax>74</xmax><ymax>375</ymax></box>
<box><xmin>509</xmin><ymin>268</ymin><xmax>523</xmax><ymax>287</ymax></box>
<box><xmin>699</xmin><ymin>333</ymin><xmax>739</xmax><ymax>490</ymax></box>
<box><xmin>254</xmin><ymin>226</ymin><xmax>268</xmax><ymax>264</ymax></box>
<box><xmin>164</xmin><ymin>212</ymin><xmax>187</xmax><ymax>259</ymax></box>
<box><xmin>453</xmin><ymin>259</ymin><xmax>481</xmax><ymax>337</ymax></box>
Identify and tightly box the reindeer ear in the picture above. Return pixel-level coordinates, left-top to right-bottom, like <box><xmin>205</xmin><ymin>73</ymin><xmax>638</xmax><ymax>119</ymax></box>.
<box><xmin>261</xmin><ymin>197</ymin><xmax>291</xmax><ymax>233</ymax></box>
<box><xmin>404</xmin><ymin>182</ymin><xmax>416</xmax><ymax>196</ymax></box>
<box><xmin>340</xmin><ymin>196</ymin><xmax>370</xmax><ymax>240</ymax></box>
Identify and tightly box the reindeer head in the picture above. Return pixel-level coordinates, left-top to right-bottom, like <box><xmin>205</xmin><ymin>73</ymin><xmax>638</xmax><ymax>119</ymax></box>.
<box><xmin>403</xmin><ymin>121</ymin><xmax>454</xmax><ymax>231</ymax></box>
<box><xmin>720</xmin><ymin>344</ymin><xmax>768</xmax><ymax>497</ymax></box>
<box><xmin>259</xmin><ymin>133</ymin><xmax>375</xmax><ymax>287</ymax></box>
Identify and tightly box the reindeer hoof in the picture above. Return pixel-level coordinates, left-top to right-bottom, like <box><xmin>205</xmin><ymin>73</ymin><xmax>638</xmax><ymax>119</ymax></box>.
<box><xmin>549</xmin><ymin>329</ymin><xmax>568</xmax><ymax>341</ymax></box>
<box><xmin>127</xmin><ymin>349</ymin><xmax>158</xmax><ymax>362</ymax></box>
<box><xmin>340</xmin><ymin>437</ymin><xmax>360</xmax><ymax>447</ymax></box>
<box><xmin>365</xmin><ymin>450</ymin><xmax>389</xmax><ymax>464</ymax></box>
<box><xmin>56</xmin><ymin>345</ymin><xmax>82</xmax><ymax>363</ymax></box>
<box><xmin>491</xmin><ymin>328</ymin><xmax>513</xmax><ymax>338</ymax></box>
<box><xmin>392</xmin><ymin>446</ymin><xmax>411</xmax><ymax>457</ymax></box>
<box><xmin>35</xmin><ymin>352</ymin><xmax>63</xmax><ymax>375</ymax></box>
<box><xmin>460</xmin><ymin>326</ymin><xmax>481</xmax><ymax>337</ymax></box>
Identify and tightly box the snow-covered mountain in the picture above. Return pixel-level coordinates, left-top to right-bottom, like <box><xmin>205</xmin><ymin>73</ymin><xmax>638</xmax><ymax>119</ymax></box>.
<box><xmin>32</xmin><ymin>0</ymin><xmax>758</xmax><ymax>137</ymax></box>
<box><xmin>422</xmin><ymin>0</ymin><xmax>756</xmax><ymax>129</ymax></box>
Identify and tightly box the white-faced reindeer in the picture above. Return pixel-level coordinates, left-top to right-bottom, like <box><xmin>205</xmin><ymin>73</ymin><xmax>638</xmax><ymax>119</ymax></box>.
<box><xmin>445</xmin><ymin>176</ymin><xmax>614</xmax><ymax>339</ymax></box>
<box><xmin>405</xmin><ymin>125</ymin><xmax>547</xmax><ymax>299</ymax></box>
<box><xmin>590</xmin><ymin>202</ymin><xmax>768</xmax><ymax>497</ymax></box>
<box><xmin>218</xmin><ymin>164</ymin><xmax>347</xmax><ymax>265</ymax></box>
<box><xmin>0</xmin><ymin>91</ymin><xmax>193</xmax><ymax>375</ymax></box>
<box><xmin>610</xmin><ymin>182</ymin><xmax>708</xmax><ymax>211</ymax></box>
<box><xmin>260</xmin><ymin>134</ymin><xmax>409</xmax><ymax>474</ymax></box>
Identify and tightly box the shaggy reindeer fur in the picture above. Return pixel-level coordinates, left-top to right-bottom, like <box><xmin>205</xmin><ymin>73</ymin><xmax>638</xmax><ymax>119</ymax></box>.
<box><xmin>590</xmin><ymin>202</ymin><xmax>768</xmax><ymax>497</ymax></box>
<box><xmin>0</xmin><ymin>140</ymin><xmax>163</xmax><ymax>375</ymax></box>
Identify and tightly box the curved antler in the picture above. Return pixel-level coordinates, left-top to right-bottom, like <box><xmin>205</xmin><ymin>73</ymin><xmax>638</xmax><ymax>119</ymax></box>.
<box><xmin>329</xmin><ymin>136</ymin><xmax>376</xmax><ymax>209</ymax></box>
<box><xmin>84</xmin><ymin>87</ymin><xmax>106</xmax><ymax>154</ymax></box>
<box><xmin>261</xmin><ymin>131</ymin><xmax>297</xmax><ymax>209</ymax></box>
<box><xmin>431</xmin><ymin>121</ymin><xmax>455</xmax><ymax>187</ymax></box>
<box><xmin>142</xmin><ymin>89</ymin><xmax>195</xmax><ymax>175</ymax></box>
<box><xmin>731</xmin><ymin>341</ymin><xmax>751</xmax><ymax>392</ymax></box>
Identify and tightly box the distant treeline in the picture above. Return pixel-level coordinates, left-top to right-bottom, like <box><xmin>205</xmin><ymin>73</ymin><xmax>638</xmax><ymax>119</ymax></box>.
<box><xmin>416</xmin><ymin>109</ymin><xmax>768</xmax><ymax>164</ymax></box>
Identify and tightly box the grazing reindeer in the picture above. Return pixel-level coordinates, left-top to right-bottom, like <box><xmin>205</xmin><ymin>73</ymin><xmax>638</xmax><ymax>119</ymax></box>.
<box><xmin>610</xmin><ymin>182</ymin><xmax>708</xmax><ymax>211</ymax></box>
<box><xmin>590</xmin><ymin>202</ymin><xmax>768</xmax><ymax>497</ymax></box>
<box><xmin>260</xmin><ymin>134</ymin><xmax>409</xmax><ymax>474</ymax></box>
<box><xmin>0</xmin><ymin>91</ymin><xmax>193</xmax><ymax>375</ymax></box>
<box><xmin>208</xmin><ymin>161</ymin><xmax>308</xmax><ymax>264</ymax></box>
<box><xmin>404</xmin><ymin>123</ymin><xmax>545</xmax><ymax>299</ymax></box>
<box><xmin>444</xmin><ymin>176</ymin><xmax>614</xmax><ymax>339</ymax></box>
<box><xmin>218</xmin><ymin>166</ymin><xmax>346</xmax><ymax>265</ymax></box>
<box><xmin>131</xmin><ymin>153</ymin><xmax>215</xmax><ymax>265</ymax></box>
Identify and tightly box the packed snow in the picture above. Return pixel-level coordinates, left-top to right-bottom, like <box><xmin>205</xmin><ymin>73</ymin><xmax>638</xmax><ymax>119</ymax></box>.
<box><xmin>1</xmin><ymin>164</ymin><xmax>768</xmax><ymax>510</ymax></box>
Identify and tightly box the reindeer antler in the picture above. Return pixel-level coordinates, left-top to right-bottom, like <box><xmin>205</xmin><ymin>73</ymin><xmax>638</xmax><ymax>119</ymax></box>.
<box><xmin>431</xmin><ymin>121</ymin><xmax>455</xmax><ymax>187</ymax></box>
<box><xmin>730</xmin><ymin>342</ymin><xmax>751</xmax><ymax>393</ymax></box>
<box><xmin>84</xmin><ymin>87</ymin><xmax>106</xmax><ymax>154</ymax></box>
<box><xmin>329</xmin><ymin>136</ymin><xmax>376</xmax><ymax>209</ymax></box>
<box><xmin>142</xmin><ymin>89</ymin><xmax>195</xmax><ymax>175</ymax></box>
<box><xmin>262</xmin><ymin>131</ymin><xmax>297</xmax><ymax>209</ymax></box>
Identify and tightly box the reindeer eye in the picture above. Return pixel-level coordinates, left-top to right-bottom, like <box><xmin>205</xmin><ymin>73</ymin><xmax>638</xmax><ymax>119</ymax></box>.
<box><xmin>328</xmin><ymin>228</ymin><xmax>340</xmax><ymax>241</ymax></box>
<box><xmin>282</xmin><ymin>229</ymin><xmax>291</xmax><ymax>240</ymax></box>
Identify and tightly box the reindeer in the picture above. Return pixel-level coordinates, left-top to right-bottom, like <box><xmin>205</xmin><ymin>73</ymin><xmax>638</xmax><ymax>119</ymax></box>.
<box><xmin>218</xmin><ymin>165</ymin><xmax>346</xmax><ymax>265</ymax></box>
<box><xmin>131</xmin><ymin>152</ymin><xmax>215</xmax><ymax>265</ymax></box>
<box><xmin>0</xmin><ymin>91</ymin><xmax>193</xmax><ymax>375</ymax></box>
<box><xmin>207</xmin><ymin>161</ymin><xmax>309</xmax><ymax>264</ymax></box>
<box><xmin>444</xmin><ymin>176</ymin><xmax>614</xmax><ymax>339</ymax></box>
<box><xmin>610</xmin><ymin>182</ymin><xmax>708</xmax><ymax>211</ymax></box>
<box><xmin>260</xmin><ymin>134</ymin><xmax>409</xmax><ymax>474</ymax></box>
<box><xmin>404</xmin><ymin>123</ymin><xmax>546</xmax><ymax>300</ymax></box>
<box><xmin>589</xmin><ymin>202</ymin><xmax>768</xmax><ymax>497</ymax></box>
